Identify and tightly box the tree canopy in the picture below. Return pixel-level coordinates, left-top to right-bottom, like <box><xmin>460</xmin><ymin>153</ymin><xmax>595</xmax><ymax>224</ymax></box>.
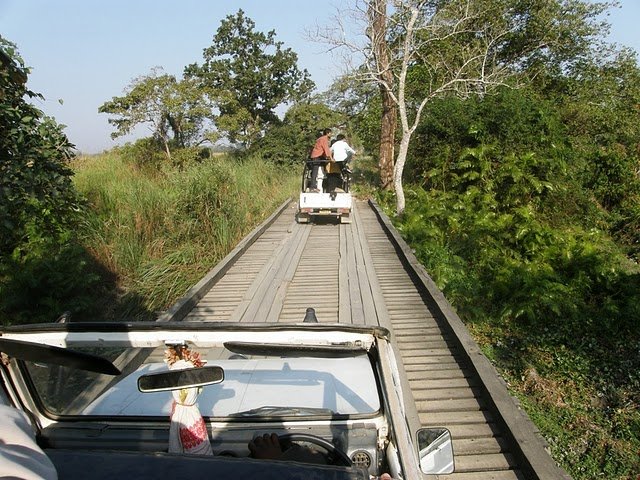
<box><xmin>99</xmin><ymin>68</ymin><xmax>210</xmax><ymax>159</ymax></box>
<box><xmin>317</xmin><ymin>0</ymin><xmax>616</xmax><ymax>213</ymax></box>
<box><xmin>247</xmin><ymin>103</ymin><xmax>343</xmax><ymax>163</ymax></box>
<box><xmin>185</xmin><ymin>9</ymin><xmax>315</xmax><ymax>147</ymax></box>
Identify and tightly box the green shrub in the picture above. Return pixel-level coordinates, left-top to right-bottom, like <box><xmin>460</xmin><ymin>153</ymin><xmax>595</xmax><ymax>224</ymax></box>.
<box><xmin>0</xmin><ymin>37</ymin><xmax>80</xmax><ymax>259</ymax></box>
<box><xmin>116</xmin><ymin>137</ymin><xmax>166</xmax><ymax>171</ymax></box>
<box><xmin>384</xmin><ymin>181</ymin><xmax>640</xmax><ymax>479</ymax></box>
<box><xmin>0</xmin><ymin>232</ymin><xmax>101</xmax><ymax>325</ymax></box>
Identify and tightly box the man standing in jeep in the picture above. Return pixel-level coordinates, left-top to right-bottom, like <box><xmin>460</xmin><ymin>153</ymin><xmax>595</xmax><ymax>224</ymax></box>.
<box><xmin>308</xmin><ymin>128</ymin><xmax>334</xmax><ymax>192</ymax></box>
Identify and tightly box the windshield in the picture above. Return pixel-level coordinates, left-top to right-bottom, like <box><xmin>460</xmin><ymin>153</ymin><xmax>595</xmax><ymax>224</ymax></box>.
<box><xmin>82</xmin><ymin>356</ymin><xmax>379</xmax><ymax>417</ymax></box>
<box><xmin>15</xmin><ymin>329</ymin><xmax>382</xmax><ymax>420</ymax></box>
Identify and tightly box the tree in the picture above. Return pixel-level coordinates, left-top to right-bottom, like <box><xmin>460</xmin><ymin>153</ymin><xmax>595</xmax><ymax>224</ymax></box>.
<box><xmin>367</xmin><ymin>0</ymin><xmax>397</xmax><ymax>190</ymax></box>
<box><xmin>320</xmin><ymin>74</ymin><xmax>380</xmax><ymax>156</ymax></box>
<box><xmin>248</xmin><ymin>102</ymin><xmax>343</xmax><ymax>164</ymax></box>
<box><xmin>0</xmin><ymin>37</ymin><xmax>79</xmax><ymax>257</ymax></box>
<box><xmin>317</xmin><ymin>0</ymin><xmax>613</xmax><ymax>214</ymax></box>
<box><xmin>186</xmin><ymin>9</ymin><xmax>315</xmax><ymax>147</ymax></box>
<box><xmin>99</xmin><ymin>68</ymin><xmax>210</xmax><ymax>160</ymax></box>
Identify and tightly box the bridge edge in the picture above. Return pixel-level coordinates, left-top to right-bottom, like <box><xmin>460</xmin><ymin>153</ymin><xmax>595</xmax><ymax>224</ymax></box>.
<box><xmin>367</xmin><ymin>199</ymin><xmax>572</xmax><ymax>480</ymax></box>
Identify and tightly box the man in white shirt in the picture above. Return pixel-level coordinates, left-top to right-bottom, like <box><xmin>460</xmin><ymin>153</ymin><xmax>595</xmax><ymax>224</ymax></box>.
<box><xmin>330</xmin><ymin>134</ymin><xmax>356</xmax><ymax>170</ymax></box>
<box><xmin>0</xmin><ymin>405</ymin><xmax>58</xmax><ymax>479</ymax></box>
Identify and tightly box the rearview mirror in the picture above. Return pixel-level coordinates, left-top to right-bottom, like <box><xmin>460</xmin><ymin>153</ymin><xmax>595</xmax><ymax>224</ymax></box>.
<box><xmin>138</xmin><ymin>366</ymin><xmax>224</xmax><ymax>393</ymax></box>
<box><xmin>417</xmin><ymin>428</ymin><xmax>454</xmax><ymax>474</ymax></box>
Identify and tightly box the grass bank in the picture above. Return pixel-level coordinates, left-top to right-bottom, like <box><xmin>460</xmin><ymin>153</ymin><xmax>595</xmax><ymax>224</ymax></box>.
<box><xmin>71</xmin><ymin>151</ymin><xmax>298</xmax><ymax>321</ymax></box>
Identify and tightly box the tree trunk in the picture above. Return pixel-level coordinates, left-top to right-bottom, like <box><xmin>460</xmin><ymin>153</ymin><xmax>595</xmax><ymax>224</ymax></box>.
<box><xmin>163</xmin><ymin>137</ymin><xmax>171</xmax><ymax>160</ymax></box>
<box><xmin>379</xmin><ymin>85</ymin><xmax>397</xmax><ymax>190</ymax></box>
<box><xmin>369</xmin><ymin>0</ymin><xmax>396</xmax><ymax>190</ymax></box>
<box><xmin>393</xmin><ymin>133</ymin><xmax>411</xmax><ymax>215</ymax></box>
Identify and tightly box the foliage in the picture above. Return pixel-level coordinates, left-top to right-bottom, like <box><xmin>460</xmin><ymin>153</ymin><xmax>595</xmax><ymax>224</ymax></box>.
<box><xmin>0</xmin><ymin>37</ymin><xmax>103</xmax><ymax>325</ymax></box>
<box><xmin>321</xmin><ymin>0</ymin><xmax>616</xmax><ymax>212</ymax></box>
<box><xmin>557</xmin><ymin>48</ymin><xmax>640</xmax><ymax>255</ymax></box>
<box><xmin>387</xmin><ymin>178</ymin><xmax>639</xmax><ymax>478</ymax></box>
<box><xmin>115</xmin><ymin>138</ymin><xmax>211</xmax><ymax>172</ymax></box>
<box><xmin>0</xmin><ymin>36</ymin><xmax>80</xmax><ymax>259</ymax></box>
<box><xmin>409</xmin><ymin>88</ymin><xmax>568</xmax><ymax>184</ymax></box>
<box><xmin>185</xmin><ymin>9</ymin><xmax>315</xmax><ymax>147</ymax></box>
<box><xmin>322</xmin><ymin>75</ymin><xmax>381</xmax><ymax>159</ymax></box>
<box><xmin>99</xmin><ymin>68</ymin><xmax>210</xmax><ymax>158</ymax></box>
<box><xmin>247</xmin><ymin>103</ymin><xmax>343</xmax><ymax>164</ymax></box>
<box><xmin>467</xmin><ymin>0</ymin><xmax>613</xmax><ymax>79</ymax></box>
<box><xmin>115</xmin><ymin>137</ymin><xmax>167</xmax><ymax>172</ymax></box>
<box><xmin>378</xmin><ymin>80</ymin><xmax>640</xmax><ymax>477</ymax></box>
<box><xmin>0</xmin><ymin>232</ymin><xmax>103</xmax><ymax>325</ymax></box>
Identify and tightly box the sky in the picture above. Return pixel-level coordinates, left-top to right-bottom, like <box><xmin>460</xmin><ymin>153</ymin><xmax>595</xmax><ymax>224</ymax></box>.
<box><xmin>1</xmin><ymin>0</ymin><xmax>639</xmax><ymax>154</ymax></box>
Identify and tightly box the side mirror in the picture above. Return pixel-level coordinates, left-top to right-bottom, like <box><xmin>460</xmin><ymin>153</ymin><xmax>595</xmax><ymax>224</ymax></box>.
<box><xmin>138</xmin><ymin>366</ymin><xmax>224</xmax><ymax>393</ymax></box>
<box><xmin>417</xmin><ymin>428</ymin><xmax>454</xmax><ymax>474</ymax></box>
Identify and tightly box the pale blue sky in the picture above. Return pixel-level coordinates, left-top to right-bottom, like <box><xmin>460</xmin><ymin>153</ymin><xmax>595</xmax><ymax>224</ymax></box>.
<box><xmin>1</xmin><ymin>1</ymin><xmax>638</xmax><ymax>153</ymax></box>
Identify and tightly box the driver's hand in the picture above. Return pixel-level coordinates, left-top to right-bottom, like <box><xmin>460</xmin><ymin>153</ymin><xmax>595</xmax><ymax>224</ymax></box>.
<box><xmin>248</xmin><ymin>433</ymin><xmax>283</xmax><ymax>460</ymax></box>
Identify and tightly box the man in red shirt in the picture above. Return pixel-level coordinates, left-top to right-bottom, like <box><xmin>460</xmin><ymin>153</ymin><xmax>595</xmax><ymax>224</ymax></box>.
<box><xmin>308</xmin><ymin>128</ymin><xmax>334</xmax><ymax>192</ymax></box>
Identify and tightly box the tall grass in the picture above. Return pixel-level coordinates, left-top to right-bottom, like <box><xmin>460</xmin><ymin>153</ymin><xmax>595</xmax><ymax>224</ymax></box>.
<box><xmin>72</xmin><ymin>152</ymin><xmax>297</xmax><ymax>319</ymax></box>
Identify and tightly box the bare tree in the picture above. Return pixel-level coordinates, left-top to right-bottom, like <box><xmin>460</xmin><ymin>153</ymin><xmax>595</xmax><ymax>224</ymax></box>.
<box><xmin>313</xmin><ymin>0</ymin><xmax>530</xmax><ymax>214</ymax></box>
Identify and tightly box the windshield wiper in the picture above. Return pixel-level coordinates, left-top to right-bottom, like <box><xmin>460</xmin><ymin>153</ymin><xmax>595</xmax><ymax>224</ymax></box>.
<box><xmin>230</xmin><ymin>406</ymin><xmax>335</xmax><ymax>417</ymax></box>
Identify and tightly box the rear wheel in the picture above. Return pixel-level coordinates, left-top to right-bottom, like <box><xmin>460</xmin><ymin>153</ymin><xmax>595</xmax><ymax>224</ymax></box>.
<box><xmin>343</xmin><ymin>172</ymin><xmax>351</xmax><ymax>193</ymax></box>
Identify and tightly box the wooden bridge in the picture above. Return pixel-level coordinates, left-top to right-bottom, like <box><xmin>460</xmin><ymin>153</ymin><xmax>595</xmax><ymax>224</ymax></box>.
<box><xmin>159</xmin><ymin>198</ymin><xmax>571</xmax><ymax>480</ymax></box>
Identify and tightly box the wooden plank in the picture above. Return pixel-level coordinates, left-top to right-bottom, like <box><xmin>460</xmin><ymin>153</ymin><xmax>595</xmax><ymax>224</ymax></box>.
<box><xmin>162</xmin><ymin>198</ymin><xmax>293</xmax><ymax>322</ymax></box>
<box><xmin>169</xmin><ymin>199</ymin><xmax>567</xmax><ymax>479</ymax></box>
<box><xmin>351</xmin><ymin>203</ymin><xmax>378</xmax><ymax>325</ymax></box>
<box><xmin>447</xmin><ymin>470</ymin><xmax>526</xmax><ymax>480</ymax></box>
<box><xmin>412</xmin><ymin>387</ymin><xmax>481</xmax><ymax>401</ymax></box>
<box><xmin>280</xmin><ymin>223</ymin><xmax>340</xmax><ymax>324</ymax></box>
<box><xmin>366</xmin><ymin>200</ymin><xmax>571</xmax><ymax>480</ymax></box>
<box><xmin>409</xmin><ymin>377</ymin><xmax>479</xmax><ymax>389</ymax></box>
<box><xmin>445</xmin><ymin>423</ymin><xmax>503</xmax><ymax>439</ymax></box>
<box><xmin>343</xmin><ymin>219</ymin><xmax>364</xmax><ymax>324</ymax></box>
<box><xmin>338</xmin><ymin>219</ymin><xmax>351</xmax><ymax>324</ymax></box>
<box><xmin>405</xmin><ymin>363</ymin><xmax>463</xmax><ymax>373</ymax></box>
<box><xmin>452</xmin><ymin>437</ymin><xmax>509</xmax><ymax>455</ymax></box>
<box><xmin>266</xmin><ymin>225</ymin><xmax>312</xmax><ymax>322</ymax></box>
<box><xmin>417</xmin><ymin>396</ymin><xmax>486</xmax><ymax>413</ymax></box>
<box><xmin>455</xmin><ymin>452</ymin><xmax>518</xmax><ymax>472</ymax></box>
<box><xmin>400</xmin><ymin>354</ymin><xmax>459</xmax><ymax>365</ymax></box>
<box><xmin>406</xmin><ymin>368</ymin><xmax>468</xmax><ymax>380</ymax></box>
<box><xmin>422</xmin><ymin>409</ymin><xmax>494</xmax><ymax>425</ymax></box>
<box><xmin>228</xmin><ymin>220</ymin><xmax>300</xmax><ymax>322</ymax></box>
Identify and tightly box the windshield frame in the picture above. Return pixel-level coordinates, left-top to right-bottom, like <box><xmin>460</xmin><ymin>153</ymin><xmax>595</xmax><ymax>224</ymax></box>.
<box><xmin>1</xmin><ymin>322</ymin><xmax>389</xmax><ymax>426</ymax></box>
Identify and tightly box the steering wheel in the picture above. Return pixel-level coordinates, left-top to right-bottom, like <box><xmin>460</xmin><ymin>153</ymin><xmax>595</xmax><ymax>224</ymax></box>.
<box><xmin>278</xmin><ymin>433</ymin><xmax>352</xmax><ymax>467</ymax></box>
